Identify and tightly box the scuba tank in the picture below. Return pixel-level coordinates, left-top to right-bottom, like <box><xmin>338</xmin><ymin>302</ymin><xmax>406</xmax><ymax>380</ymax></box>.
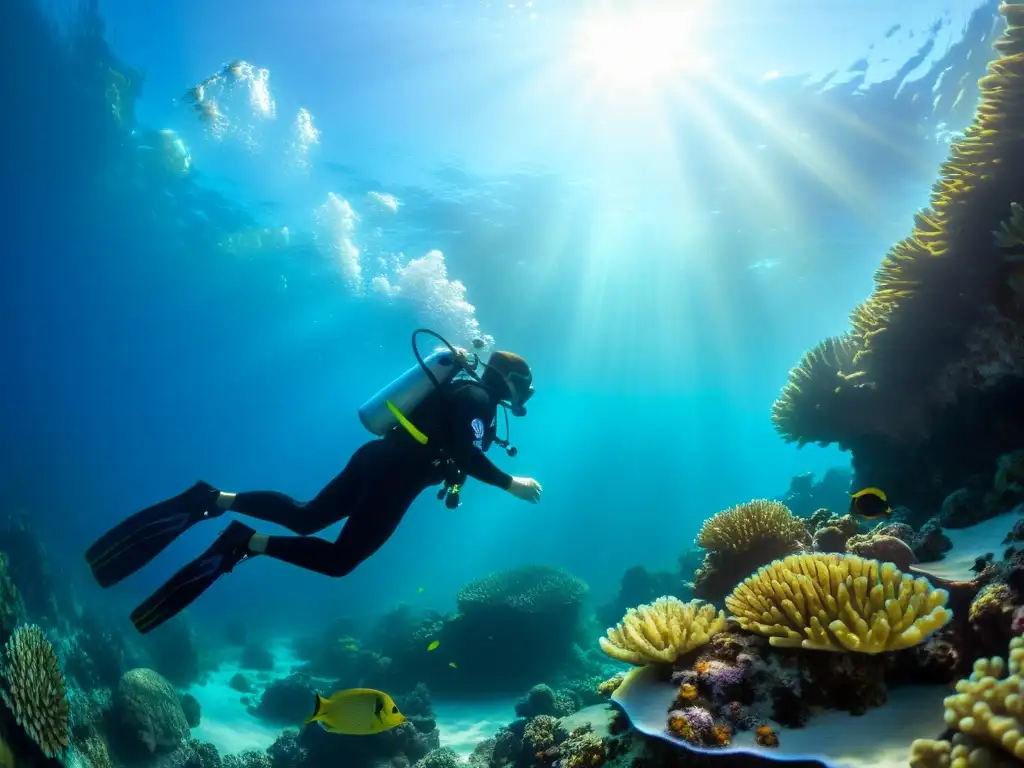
<box><xmin>358</xmin><ymin>347</ymin><xmax>465</xmax><ymax>436</ymax></box>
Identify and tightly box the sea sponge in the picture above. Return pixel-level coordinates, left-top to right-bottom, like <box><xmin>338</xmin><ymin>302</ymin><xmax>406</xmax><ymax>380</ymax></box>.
<box><xmin>0</xmin><ymin>624</ymin><xmax>70</xmax><ymax>757</ymax></box>
<box><xmin>910</xmin><ymin>635</ymin><xmax>1024</xmax><ymax>766</ymax></box>
<box><xmin>725</xmin><ymin>553</ymin><xmax>951</xmax><ymax>653</ymax></box>
<box><xmin>599</xmin><ymin>597</ymin><xmax>726</xmax><ymax>666</ymax></box>
<box><xmin>697</xmin><ymin>499</ymin><xmax>808</xmax><ymax>552</ymax></box>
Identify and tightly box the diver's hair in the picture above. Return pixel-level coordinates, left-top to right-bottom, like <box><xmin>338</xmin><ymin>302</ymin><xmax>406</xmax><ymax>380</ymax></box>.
<box><xmin>482</xmin><ymin>350</ymin><xmax>531</xmax><ymax>400</ymax></box>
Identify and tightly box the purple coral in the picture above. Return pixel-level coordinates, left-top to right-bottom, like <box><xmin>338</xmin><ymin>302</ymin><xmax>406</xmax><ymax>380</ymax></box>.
<box><xmin>706</xmin><ymin>661</ymin><xmax>746</xmax><ymax>702</ymax></box>
<box><xmin>681</xmin><ymin>706</ymin><xmax>714</xmax><ymax>737</ymax></box>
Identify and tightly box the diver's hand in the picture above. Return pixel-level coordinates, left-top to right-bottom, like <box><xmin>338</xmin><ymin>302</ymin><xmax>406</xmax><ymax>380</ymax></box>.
<box><xmin>507</xmin><ymin>476</ymin><xmax>542</xmax><ymax>504</ymax></box>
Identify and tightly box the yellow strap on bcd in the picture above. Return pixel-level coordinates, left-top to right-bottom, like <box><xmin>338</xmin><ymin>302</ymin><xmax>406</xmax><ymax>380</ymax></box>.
<box><xmin>387</xmin><ymin>400</ymin><xmax>429</xmax><ymax>445</ymax></box>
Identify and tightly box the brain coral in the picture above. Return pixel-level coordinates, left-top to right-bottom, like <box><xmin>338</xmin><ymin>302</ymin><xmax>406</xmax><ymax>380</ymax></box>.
<box><xmin>693</xmin><ymin>500</ymin><xmax>810</xmax><ymax>600</ymax></box>
<box><xmin>0</xmin><ymin>624</ymin><xmax>70</xmax><ymax>757</ymax></box>
<box><xmin>725</xmin><ymin>553</ymin><xmax>951</xmax><ymax>653</ymax></box>
<box><xmin>599</xmin><ymin>596</ymin><xmax>726</xmax><ymax>666</ymax></box>
<box><xmin>456</xmin><ymin>565</ymin><xmax>588</xmax><ymax>614</ymax></box>
<box><xmin>697</xmin><ymin>499</ymin><xmax>808</xmax><ymax>552</ymax></box>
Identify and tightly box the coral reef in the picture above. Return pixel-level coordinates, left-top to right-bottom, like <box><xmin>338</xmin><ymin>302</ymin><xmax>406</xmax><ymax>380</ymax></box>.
<box><xmin>110</xmin><ymin>668</ymin><xmax>190</xmax><ymax>758</ymax></box>
<box><xmin>251</xmin><ymin>673</ymin><xmax>318</xmax><ymax>724</ymax></box>
<box><xmin>413</xmin><ymin>746</ymin><xmax>461</xmax><ymax>768</ymax></box>
<box><xmin>515</xmin><ymin>683</ymin><xmax>577</xmax><ymax>719</ymax></box>
<box><xmin>725</xmin><ymin>553</ymin><xmax>951</xmax><ymax>652</ymax></box>
<box><xmin>910</xmin><ymin>635</ymin><xmax>1024</xmax><ymax>766</ymax></box>
<box><xmin>599</xmin><ymin>597</ymin><xmax>726</xmax><ymax>665</ymax></box>
<box><xmin>693</xmin><ymin>499</ymin><xmax>809</xmax><ymax>600</ymax></box>
<box><xmin>771</xmin><ymin>0</ymin><xmax>1024</xmax><ymax>516</ymax></box>
<box><xmin>0</xmin><ymin>624</ymin><xmax>70</xmax><ymax>758</ymax></box>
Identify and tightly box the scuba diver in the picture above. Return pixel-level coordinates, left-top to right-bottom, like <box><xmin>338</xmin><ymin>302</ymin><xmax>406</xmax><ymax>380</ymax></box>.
<box><xmin>85</xmin><ymin>331</ymin><xmax>541</xmax><ymax>634</ymax></box>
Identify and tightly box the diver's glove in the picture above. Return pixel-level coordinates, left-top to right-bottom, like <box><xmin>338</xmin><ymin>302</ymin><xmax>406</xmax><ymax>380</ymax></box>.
<box><xmin>507</xmin><ymin>476</ymin><xmax>542</xmax><ymax>504</ymax></box>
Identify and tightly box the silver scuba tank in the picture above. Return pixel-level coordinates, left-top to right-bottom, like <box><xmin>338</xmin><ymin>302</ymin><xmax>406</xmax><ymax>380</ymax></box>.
<box><xmin>358</xmin><ymin>348</ymin><xmax>464</xmax><ymax>436</ymax></box>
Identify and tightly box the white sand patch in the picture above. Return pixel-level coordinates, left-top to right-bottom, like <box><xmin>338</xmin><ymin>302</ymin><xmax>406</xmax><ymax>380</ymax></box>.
<box><xmin>185</xmin><ymin>642</ymin><xmax>303</xmax><ymax>755</ymax></box>
<box><xmin>434</xmin><ymin>699</ymin><xmax>517</xmax><ymax>759</ymax></box>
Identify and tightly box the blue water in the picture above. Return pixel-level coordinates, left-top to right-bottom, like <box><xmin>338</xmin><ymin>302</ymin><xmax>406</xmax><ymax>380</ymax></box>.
<box><xmin>0</xmin><ymin>0</ymin><xmax>998</xmax><ymax>637</ymax></box>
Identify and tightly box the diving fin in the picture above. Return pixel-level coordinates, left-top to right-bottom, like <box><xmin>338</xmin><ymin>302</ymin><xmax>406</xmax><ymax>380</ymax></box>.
<box><xmin>130</xmin><ymin>520</ymin><xmax>256</xmax><ymax>634</ymax></box>
<box><xmin>85</xmin><ymin>481</ymin><xmax>221</xmax><ymax>588</ymax></box>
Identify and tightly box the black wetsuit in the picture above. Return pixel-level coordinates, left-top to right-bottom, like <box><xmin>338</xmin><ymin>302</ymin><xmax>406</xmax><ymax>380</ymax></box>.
<box><xmin>228</xmin><ymin>379</ymin><xmax>511</xmax><ymax>576</ymax></box>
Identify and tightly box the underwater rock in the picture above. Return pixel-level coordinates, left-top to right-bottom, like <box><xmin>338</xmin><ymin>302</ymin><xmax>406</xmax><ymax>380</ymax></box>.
<box><xmin>228</xmin><ymin>673</ymin><xmax>252</xmax><ymax>693</ymax></box>
<box><xmin>298</xmin><ymin>719</ymin><xmax>434</xmax><ymax>768</ymax></box>
<box><xmin>140</xmin><ymin>617</ymin><xmax>200</xmax><ymax>688</ymax></box>
<box><xmin>251</xmin><ymin>674</ymin><xmax>317</xmax><ymax>725</ymax></box>
<box><xmin>111</xmin><ymin>668</ymin><xmax>190</xmax><ymax>758</ymax></box>
<box><xmin>240</xmin><ymin>643</ymin><xmax>275</xmax><ymax>672</ymax></box>
<box><xmin>514</xmin><ymin>684</ymin><xmax>576</xmax><ymax>719</ymax></box>
<box><xmin>845</xmin><ymin>534</ymin><xmax>916</xmax><ymax>570</ymax></box>
<box><xmin>180</xmin><ymin>694</ymin><xmax>201</xmax><ymax>729</ymax></box>
<box><xmin>812</xmin><ymin>526</ymin><xmax>849</xmax><ymax>554</ymax></box>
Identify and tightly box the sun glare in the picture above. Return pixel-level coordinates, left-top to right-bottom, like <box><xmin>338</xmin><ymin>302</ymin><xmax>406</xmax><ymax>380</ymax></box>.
<box><xmin>571</xmin><ymin>6</ymin><xmax>711</xmax><ymax>89</ymax></box>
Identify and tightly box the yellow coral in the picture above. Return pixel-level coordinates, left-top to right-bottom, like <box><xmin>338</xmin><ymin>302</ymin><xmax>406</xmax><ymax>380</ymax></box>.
<box><xmin>597</xmin><ymin>675</ymin><xmax>623</xmax><ymax>697</ymax></box>
<box><xmin>599</xmin><ymin>597</ymin><xmax>726</xmax><ymax>666</ymax></box>
<box><xmin>772</xmin><ymin>1</ymin><xmax>1024</xmax><ymax>449</ymax></box>
<box><xmin>0</xmin><ymin>624</ymin><xmax>70</xmax><ymax>757</ymax></box>
<box><xmin>696</xmin><ymin>499</ymin><xmax>807</xmax><ymax>552</ymax></box>
<box><xmin>725</xmin><ymin>553</ymin><xmax>951</xmax><ymax>653</ymax></box>
<box><xmin>911</xmin><ymin>635</ymin><xmax>1024</xmax><ymax>766</ymax></box>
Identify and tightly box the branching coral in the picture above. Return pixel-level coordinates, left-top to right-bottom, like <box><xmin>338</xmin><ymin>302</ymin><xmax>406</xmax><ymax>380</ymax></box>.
<box><xmin>599</xmin><ymin>597</ymin><xmax>726</xmax><ymax>666</ymax></box>
<box><xmin>725</xmin><ymin>553</ymin><xmax>952</xmax><ymax>653</ymax></box>
<box><xmin>910</xmin><ymin>636</ymin><xmax>1024</xmax><ymax>767</ymax></box>
<box><xmin>697</xmin><ymin>500</ymin><xmax>808</xmax><ymax>552</ymax></box>
<box><xmin>0</xmin><ymin>624</ymin><xmax>70</xmax><ymax>757</ymax></box>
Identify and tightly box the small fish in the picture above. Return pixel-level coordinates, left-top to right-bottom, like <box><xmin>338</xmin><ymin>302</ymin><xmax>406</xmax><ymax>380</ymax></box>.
<box><xmin>849</xmin><ymin>487</ymin><xmax>892</xmax><ymax>519</ymax></box>
<box><xmin>303</xmin><ymin>688</ymin><xmax>406</xmax><ymax>736</ymax></box>
<box><xmin>418</xmin><ymin>587</ymin><xmax>425</xmax><ymax>594</ymax></box>
<box><xmin>426</xmin><ymin>641</ymin><xmax>439</xmax><ymax>652</ymax></box>
<box><xmin>448</xmin><ymin>662</ymin><xmax>457</xmax><ymax>669</ymax></box>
